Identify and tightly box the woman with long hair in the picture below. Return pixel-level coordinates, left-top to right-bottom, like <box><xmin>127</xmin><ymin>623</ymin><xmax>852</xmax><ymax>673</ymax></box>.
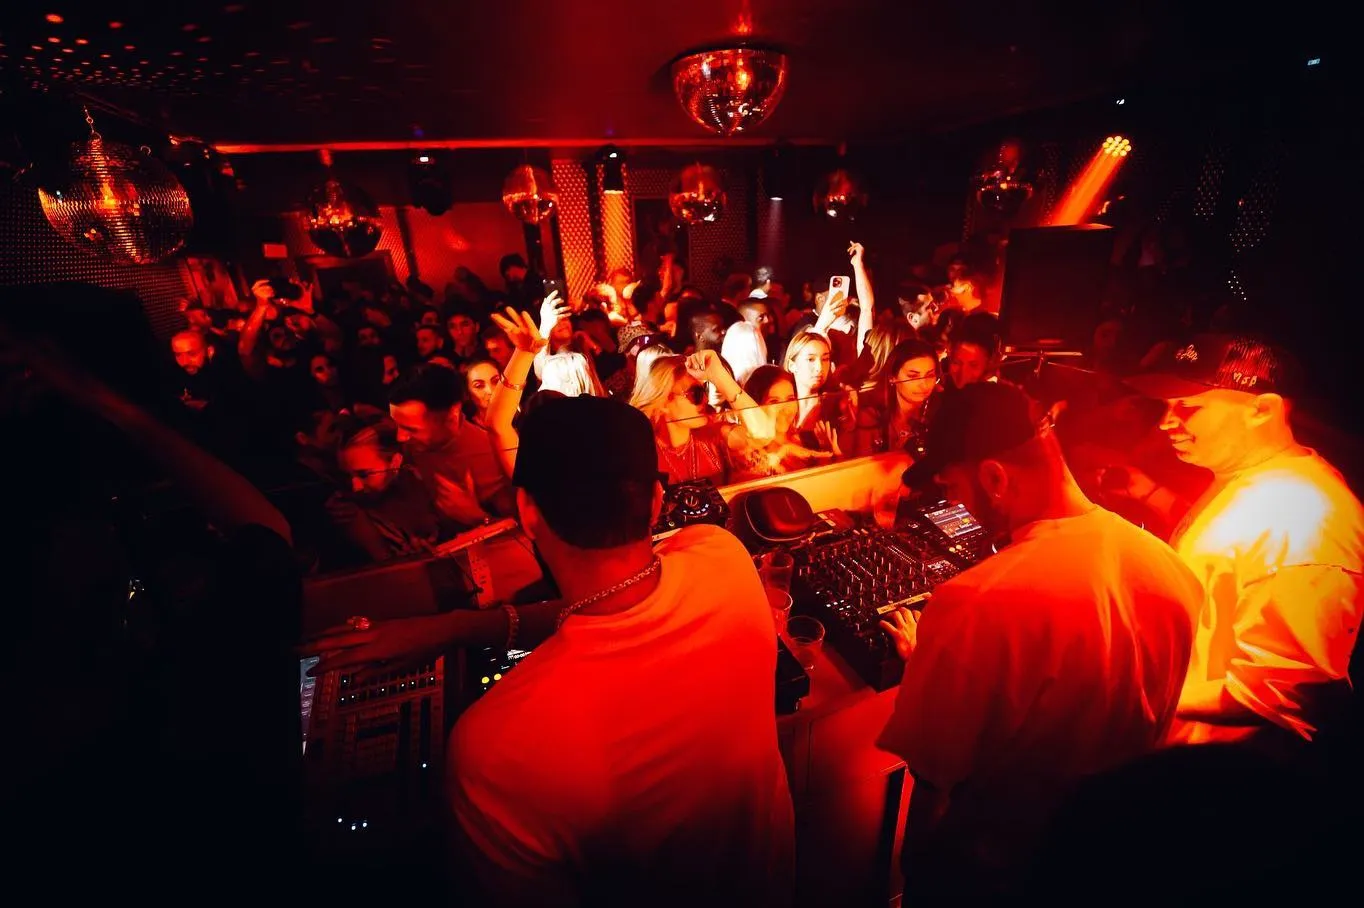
<box><xmin>629</xmin><ymin>351</ymin><xmax>774</xmax><ymax>485</ymax></box>
<box><xmin>629</xmin><ymin>343</ymin><xmax>673</xmax><ymax>401</ymax></box>
<box><xmin>854</xmin><ymin>339</ymin><xmax>942</xmax><ymax>459</ymax></box>
<box><xmin>719</xmin><ymin>320</ymin><xmax>768</xmax><ymax>389</ymax></box>
<box><xmin>459</xmin><ymin>356</ymin><xmax>503</xmax><ymax>428</ymax></box>
<box><xmin>538</xmin><ymin>350</ymin><xmax>604</xmax><ymax>398</ymax></box>
<box><xmin>728</xmin><ymin>365</ymin><xmax>842</xmax><ymax>482</ymax></box>
<box><xmin>783</xmin><ymin>328</ymin><xmax>856</xmax><ymax>447</ymax></box>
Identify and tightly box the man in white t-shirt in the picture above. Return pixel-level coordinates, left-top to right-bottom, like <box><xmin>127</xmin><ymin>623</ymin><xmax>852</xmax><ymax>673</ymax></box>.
<box><xmin>1125</xmin><ymin>335</ymin><xmax>1364</xmax><ymax>749</ymax></box>
<box><xmin>884</xmin><ymin>383</ymin><xmax>1201</xmax><ymax>900</ymax></box>
<box><xmin>448</xmin><ymin>396</ymin><xmax>793</xmax><ymax>908</ymax></box>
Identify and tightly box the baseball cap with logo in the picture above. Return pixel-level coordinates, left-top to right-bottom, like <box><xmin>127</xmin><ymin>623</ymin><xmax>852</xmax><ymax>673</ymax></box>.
<box><xmin>1126</xmin><ymin>334</ymin><xmax>1300</xmax><ymax>400</ymax></box>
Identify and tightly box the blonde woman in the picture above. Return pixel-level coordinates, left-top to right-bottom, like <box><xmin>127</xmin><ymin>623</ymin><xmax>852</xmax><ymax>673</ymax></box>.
<box><xmin>629</xmin><ymin>350</ymin><xmax>774</xmax><ymax>485</ymax></box>
<box><xmin>629</xmin><ymin>343</ymin><xmax>674</xmax><ymax>401</ymax></box>
<box><xmin>719</xmin><ymin>320</ymin><xmax>768</xmax><ymax>389</ymax></box>
<box><xmin>783</xmin><ymin>328</ymin><xmax>856</xmax><ymax>449</ymax></box>
<box><xmin>538</xmin><ymin>351</ymin><xmax>604</xmax><ymax>398</ymax></box>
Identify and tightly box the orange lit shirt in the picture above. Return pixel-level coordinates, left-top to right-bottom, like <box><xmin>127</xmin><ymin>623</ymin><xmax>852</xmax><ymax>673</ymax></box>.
<box><xmin>448</xmin><ymin>524</ymin><xmax>794</xmax><ymax>907</ymax></box>
<box><xmin>878</xmin><ymin>507</ymin><xmax>1200</xmax><ymax>881</ymax></box>
<box><xmin>1170</xmin><ymin>447</ymin><xmax>1364</xmax><ymax>743</ymax></box>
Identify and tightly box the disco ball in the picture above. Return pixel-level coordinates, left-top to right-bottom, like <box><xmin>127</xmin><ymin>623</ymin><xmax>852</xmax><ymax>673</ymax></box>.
<box><xmin>973</xmin><ymin>138</ymin><xmax>1035</xmax><ymax>216</ymax></box>
<box><xmin>672</xmin><ymin>46</ymin><xmax>789</xmax><ymax>136</ymax></box>
<box><xmin>974</xmin><ymin>171</ymin><xmax>1034</xmax><ymax>215</ymax></box>
<box><xmin>813</xmin><ymin>169</ymin><xmax>867</xmax><ymax>220</ymax></box>
<box><xmin>37</xmin><ymin>137</ymin><xmax>194</xmax><ymax>265</ymax></box>
<box><xmin>306</xmin><ymin>179</ymin><xmax>382</xmax><ymax>258</ymax></box>
<box><xmin>668</xmin><ymin>164</ymin><xmax>727</xmax><ymax>224</ymax></box>
<box><xmin>501</xmin><ymin>165</ymin><xmax>559</xmax><ymax>225</ymax></box>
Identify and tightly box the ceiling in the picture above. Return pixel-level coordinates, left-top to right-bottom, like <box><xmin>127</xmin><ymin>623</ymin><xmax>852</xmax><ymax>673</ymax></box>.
<box><xmin>0</xmin><ymin>1</ymin><xmax>1313</xmax><ymax>147</ymax></box>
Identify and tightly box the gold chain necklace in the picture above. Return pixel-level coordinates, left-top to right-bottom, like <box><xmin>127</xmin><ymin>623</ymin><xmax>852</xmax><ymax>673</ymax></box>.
<box><xmin>556</xmin><ymin>557</ymin><xmax>663</xmax><ymax>628</ymax></box>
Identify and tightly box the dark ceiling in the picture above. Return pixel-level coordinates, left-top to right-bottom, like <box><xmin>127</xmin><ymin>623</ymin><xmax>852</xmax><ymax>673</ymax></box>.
<box><xmin>0</xmin><ymin>1</ymin><xmax>1321</xmax><ymax>146</ymax></box>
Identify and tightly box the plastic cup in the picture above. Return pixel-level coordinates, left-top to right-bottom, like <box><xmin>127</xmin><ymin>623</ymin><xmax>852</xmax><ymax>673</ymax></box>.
<box><xmin>759</xmin><ymin>551</ymin><xmax>795</xmax><ymax>593</ymax></box>
<box><xmin>766</xmin><ymin>586</ymin><xmax>793</xmax><ymax>637</ymax></box>
<box><xmin>785</xmin><ymin>616</ymin><xmax>825</xmax><ymax>671</ymax></box>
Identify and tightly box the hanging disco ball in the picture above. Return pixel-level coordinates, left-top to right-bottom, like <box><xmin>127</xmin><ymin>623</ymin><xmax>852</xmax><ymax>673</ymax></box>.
<box><xmin>973</xmin><ymin>138</ymin><xmax>1035</xmax><ymax>216</ymax></box>
<box><xmin>974</xmin><ymin>170</ymin><xmax>1034</xmax><ymax>215</ymax></box>
<box><xmin>671</xmin><ymin>46</ymin><xmax>789</xmax><ymax>136</ymax></box>
<box><xmin>813</xmin><ymin>169</ymin><xmax>867</xmax><ymax>220</ymax></box>
<box><xmin>37</xmin><ymin>137</ymin><xmax>194</xmax><ymax>265</ymax></box>
<box><xmin>668</xmin><ymin>164</ymin><xmax>727</xmax><ymax>224</ymax></box>
<box><xmin>306</xmin><ymin>179</ymin><xmax>382</xmax><ymax>258</ymax></box>
<box><xmin>501</xmin><ymin>165</ymin><xmax>559</xmax><ymax>225</ymax></box>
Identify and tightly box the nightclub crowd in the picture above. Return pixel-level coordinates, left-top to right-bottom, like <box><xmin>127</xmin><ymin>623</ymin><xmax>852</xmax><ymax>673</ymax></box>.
<box><xmin>6</xmin><ymin>213</ymin><xmax>1361</xmax><ymax>906</ymax></box>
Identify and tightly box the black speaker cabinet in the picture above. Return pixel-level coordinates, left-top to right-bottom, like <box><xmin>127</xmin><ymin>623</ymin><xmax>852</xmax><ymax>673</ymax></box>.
<box><xmin>998</xmin><ymin>225</ymin><xmax>1114</xmax><ymax>350</ymax></box>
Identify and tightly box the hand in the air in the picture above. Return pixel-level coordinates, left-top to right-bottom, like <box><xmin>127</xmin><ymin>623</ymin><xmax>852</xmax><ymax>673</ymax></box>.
<box><xmin>537</xmin><ymin>291</ymin><xmax>570</xmax><ymax>340</ymax></box>
<box><xmin>879</xmin><ymin>606</ymin><xmax>921</xmax><ymax>662</ymax></box>
<box><xmin>848</xmin><ymin>241</ymin><xmax>866</xmax><ymax>270</ymax></box>
<box><xmin>491</xmin><ymin>306</ymin><xmax>547</xmax><ymax>354</ymax></box>
<box><xmin>684</xmin><ymin>349</ymin><xmax>725</xmax><ymax>384</ymax></box>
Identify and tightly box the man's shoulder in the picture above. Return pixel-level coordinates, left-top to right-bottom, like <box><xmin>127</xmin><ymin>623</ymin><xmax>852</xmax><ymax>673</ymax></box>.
<box><xmin>656</xmin><ymin>522</ymin><xmax>748</xmax><ymax>560</ymax></box>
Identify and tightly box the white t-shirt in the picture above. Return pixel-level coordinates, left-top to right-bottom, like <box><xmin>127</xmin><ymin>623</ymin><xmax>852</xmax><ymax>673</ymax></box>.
<box><xmin>1170</xmin><ymin>447</ymin><xmax>1364</xmax><ymax>743</ymax></box>
<box><xmin>448</xmin><ymin>524</ymin><xmax>794</xmax><ymax>907</ymax></box>
<box><xmin>878</xmin><ymin>506</ymin><xmax>1201</xmax><ymax>878</ymax></box>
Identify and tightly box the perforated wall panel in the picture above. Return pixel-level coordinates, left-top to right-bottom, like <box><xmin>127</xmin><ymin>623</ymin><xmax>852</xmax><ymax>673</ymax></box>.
<box><xmin>0</xmin><ymin>178</ymin><xmax>196</xmax><ymax>340</ymax></box>
<box><xmin>1229</xmin><ymin>142</ymin><xmax>1282</xmax><ymax>253</ymax></box>
<box><xmin>551</xmin><ymin>159</ymin><xmax>595</xmax><ymax>306</ymax></box>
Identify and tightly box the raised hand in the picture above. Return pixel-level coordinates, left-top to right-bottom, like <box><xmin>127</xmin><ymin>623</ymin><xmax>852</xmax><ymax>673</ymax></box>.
<box><xmin>878</xmin><ymin>606</ymin><xmax>922</xmax><ymax>662</ymax></box>
<box><xmin>491</xmin><ymin>306</ymin><xmax>547</xmax><ymax>354</ymax></box>
<box><xmin>685</xmin><ymin>349</ymin><xmax>724</xmax><ymax>383</ymax></box>
<box><xmin>848</xmin><ymin>241</ymin><xmax>866</xmax><ymax>270</ymax></box>
<box><xmin>537</xmin><ymin>291</ymin><xmax>570</xmax><ymax>339</ymax></box>
<box><xmin>814</xmin><ymin>420</ymin><xmax>843</xmax><ymax>457</ymax></box>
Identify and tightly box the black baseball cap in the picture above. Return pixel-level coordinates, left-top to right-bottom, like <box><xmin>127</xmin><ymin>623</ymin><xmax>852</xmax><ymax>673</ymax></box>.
<box><xmin>902</xmin><ymin>382</ymin><xmax>1041</xmax><ymax>489</ymax></box>
<box><xmin>512</xmin><ymin>396</ymin><xmax>659</xmax><ymax>498</ymax></box>
<box><xmin>1126</xmin><ymin>334</ymin><xmax>1299</xmax><ymax>400</ymax></box>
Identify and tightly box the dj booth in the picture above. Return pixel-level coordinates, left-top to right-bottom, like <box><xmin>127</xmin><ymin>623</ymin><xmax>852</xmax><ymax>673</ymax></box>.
<box><xmin>299</xmin><ymin>452</ymin><xmax>986</xmax><ymax>906</ymax></box>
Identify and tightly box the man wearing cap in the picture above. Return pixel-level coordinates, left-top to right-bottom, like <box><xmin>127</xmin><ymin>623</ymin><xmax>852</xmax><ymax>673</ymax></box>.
<box><xmin>602</xmin><ymin>322</ymin><xmax>664</xmax><ymax>399</ymax></box>
<box><xmin>1121</xmin><ymin>335</ymin><xmax>1364</xmax><ymax>749</ymax></box>
<box><xmin>878</xmin><ymin>382</ymin><xmax>1202</xmax><ymax>900</ymax></box>
<box><xmin>447</xmin><ymin>395</ymin><xmax>792</xmax><ymax>905</ymax></box>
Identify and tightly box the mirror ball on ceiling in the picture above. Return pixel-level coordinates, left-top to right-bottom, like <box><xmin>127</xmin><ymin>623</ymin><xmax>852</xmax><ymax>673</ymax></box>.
<box><xmin>37</xmin><ymin>137</ymin><xmax>194</xmax><ymax>266</ymax></box>
<box><xmin>813</xmin><ymin>169</ymin><xmax>867</xmax><ymax>220</ymax></box>
<box><xmin>672</xmin><ymin>46</ymin><xmax>789</xmax><ymax>136</ymax></box>
<box><xmin>973</xmin><ymin>138</ymin><xmax>1034</xmax><ymax>216</ymax></box>
<box><xmin>501</xmin><ymin>165</ymin><xmax>559</xmax><ymax>225</ymax></box>
<box><xmin>306</xmin><ymin>179</ymin><xmax>382</xmax><ymax>258</ymax></box>
<box><xmin>669</xmin><ymin>164</ymin><xmax>727</xmax><ymax>224</ymax></box>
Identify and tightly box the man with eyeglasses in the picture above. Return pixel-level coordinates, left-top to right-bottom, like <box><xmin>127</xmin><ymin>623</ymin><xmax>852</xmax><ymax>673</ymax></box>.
<box><xmin>326</xmin><ymin>413</ymin><xmax>446</xmax><ymax>563</ymax></box>
<box><xmin>881</xmin><ymin>382</ymin><xmax>1202</xmax><ymax>901</ymax></box>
